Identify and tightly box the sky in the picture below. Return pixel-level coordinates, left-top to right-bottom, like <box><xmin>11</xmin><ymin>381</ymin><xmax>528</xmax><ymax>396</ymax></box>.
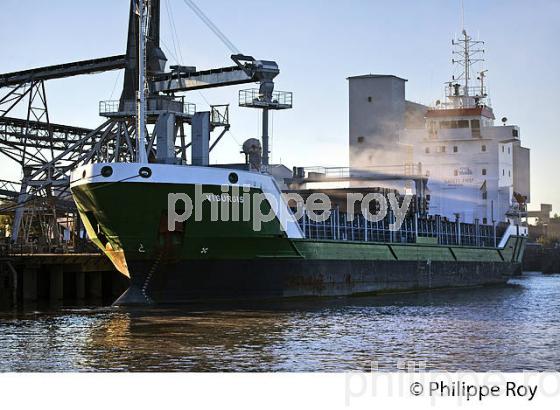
<box><xmin>1</xmin><ymin>0</ymin><xmax>559</xmax><ymax>211</ymax></box>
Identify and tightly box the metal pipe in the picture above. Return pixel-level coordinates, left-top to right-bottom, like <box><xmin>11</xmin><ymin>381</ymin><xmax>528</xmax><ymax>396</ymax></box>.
<box><xmin>491</xmin><ymin>199</ymin><xmax>496</xmax><ymax>247</ymax></box>
<box><xmin>262</xmin><ymin>108</ymin><xmax>269</xmax><ymax>167</ymax></box>
<box><xmin>414</xmin><ymin>212</ymin><xmax>418</xmax><ymax>242</ymax></box>
<box><xmin>137</xmin><ymin>0</ymin><xmax>148</xmax><ymax>163</ymax></box>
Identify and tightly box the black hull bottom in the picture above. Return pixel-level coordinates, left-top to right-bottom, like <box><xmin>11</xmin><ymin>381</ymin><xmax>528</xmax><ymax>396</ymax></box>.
<box><xmin>113</xmin><ymin>259</ymin><xmax>519</xmax><ymax>305</ymax></box>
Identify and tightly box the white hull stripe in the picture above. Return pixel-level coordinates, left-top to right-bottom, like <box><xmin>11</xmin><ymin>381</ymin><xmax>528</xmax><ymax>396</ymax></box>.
<box><xmin>71</xmin><ymin>163</ymin><xmax>304</xmax><ymax>239</ymax></box>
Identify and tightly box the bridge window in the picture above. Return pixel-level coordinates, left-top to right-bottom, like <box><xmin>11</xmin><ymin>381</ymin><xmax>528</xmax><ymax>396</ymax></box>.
<box><xmin>471</xmin><ymin>120</ymin><xmax>481</xmax><ymax>138</ymax></box>
<box><xmin>440</xmin><ymin>120</ymin><xmax>470</xmax><ymax>129</ymax></box>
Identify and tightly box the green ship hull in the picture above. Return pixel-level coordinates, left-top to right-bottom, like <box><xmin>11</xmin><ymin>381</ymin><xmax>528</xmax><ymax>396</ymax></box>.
<box><xmin>70</xmin><ymin>163</ymin><xmax>526</xmax><ymax>305</ymax></box>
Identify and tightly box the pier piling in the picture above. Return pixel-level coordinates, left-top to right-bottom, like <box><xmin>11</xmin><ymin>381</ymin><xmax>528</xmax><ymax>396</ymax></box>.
<box><xmin>75</xmin><ymin>271</ymin><xmax>86</xmax><ymax>300</ymax></box>
<box><xmin>49</xmin><ymin>265</ymin><xmax>64</xmax><ymax>301</ymax></box>
<box><xmin>0</xmin><ymin>254</ymin><xmax>127</xmax><ymax>308</ymax></box>
<box><xmin>23</xmin><ymin>265</ymin><xmax>38</xmax><ymax>303</ymax></box>
<box><xmin>87</xmin><ymin>271</ymin><xmax>103</xmax><ymax>300</ymax></box>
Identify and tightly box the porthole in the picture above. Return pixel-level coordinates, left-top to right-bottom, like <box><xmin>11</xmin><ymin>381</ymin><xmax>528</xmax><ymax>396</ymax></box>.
<box><xmin>82</xmin><ymin>170</ymin><xmax>86</xmax><ymax>179</ymax></box>
<box><xmin>228</xmin><ymin>172</ymin><xmax>239</xmax><ymax>184</ymax></box>
<box><xmin>139</xmin><ymin>167</ymin><xmax>152</xmax><ymax>178</ymax></box>
<box><xmin>101</xmin><ymin>166</ymin><xmax>113</xmax><ymax>178</ymax></box>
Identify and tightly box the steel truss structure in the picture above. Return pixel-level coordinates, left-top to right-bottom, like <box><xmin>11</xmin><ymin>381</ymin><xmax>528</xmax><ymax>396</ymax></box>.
<box><xmin>0</xmin><ymin>0</ymin><xmax>290</xmax><ymax>251</ymax></box>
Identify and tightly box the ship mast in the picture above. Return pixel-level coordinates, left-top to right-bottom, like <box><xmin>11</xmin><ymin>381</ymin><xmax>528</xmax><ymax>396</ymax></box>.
<box><xmin>137</xmin><ymin>0</ymin><xmax>148</xmax><ymax>163</ymax></box>
<box><xmin>448</xmin><ymin>29</ymin><xmax>486</xmax><ymax>108</ymax></box>
<box><xmin>461</xmin><ymin>0</ymin><xmax>468</xmax><ymax>94</ymax></box>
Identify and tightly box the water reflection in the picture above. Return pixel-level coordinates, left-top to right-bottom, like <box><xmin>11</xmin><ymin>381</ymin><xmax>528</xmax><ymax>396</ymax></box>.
<box><xmin>1</xmin><ymin>273</ymin><xmax>559</xmax><ymax>372</ymax></box>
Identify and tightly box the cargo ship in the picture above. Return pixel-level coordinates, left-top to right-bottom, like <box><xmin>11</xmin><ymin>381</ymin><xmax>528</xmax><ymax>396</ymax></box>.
<box><xmin>70</xmin><ymin>161</ymin><xmax>527</xmax><ymax>305</ymax></box>
<box><xmin>69</xmin><ymin>4</ymin><xmax>528</xmax><ymax>305</ymax></box>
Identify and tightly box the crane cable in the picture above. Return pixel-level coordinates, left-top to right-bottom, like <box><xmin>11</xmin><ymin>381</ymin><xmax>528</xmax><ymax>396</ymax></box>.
<box><xmin>177</xmin><ymin>0</ymin><xmax>243</xmax><ymax>147</ymax></box>
<box><xmin>181</xmin><ymin>0</ymin><xmax>240</xmax><ymax>55</ymax></box>
<box><xmin>165</xmin><ymin>0</ymin><xmax>184</xmax><ymax>65</ymax></box>
<box><xmin>163</xmin><ymin>1</ymin><xmax>215</xmax><ymax>125</ymax></box>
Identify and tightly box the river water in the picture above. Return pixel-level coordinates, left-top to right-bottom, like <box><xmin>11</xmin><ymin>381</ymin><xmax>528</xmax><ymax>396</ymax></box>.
<box><xmin>1</xmin><ymin>272</ymin><xmax>559</xmax><ymax>372</ymax></box>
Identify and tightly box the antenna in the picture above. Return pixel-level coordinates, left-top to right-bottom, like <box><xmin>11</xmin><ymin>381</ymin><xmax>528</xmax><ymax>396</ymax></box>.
<box><xmin>450</xmin><ymin>30</ymin><xmax>485</xmax><ymax>97</ymax></box>
<box><xmin>443</xmin><ymin>1</ymin><xmax>488</xmax><ymax>108</ymax></box>
<box><xmin>461</xmin><ymin>0</ymin><xmax>465</xmax><ymax>31</ymax></box>
<box><xmin>478</xmin><ymin>69</ymin><xmax>488</xmax><ymax>97</ymax></box>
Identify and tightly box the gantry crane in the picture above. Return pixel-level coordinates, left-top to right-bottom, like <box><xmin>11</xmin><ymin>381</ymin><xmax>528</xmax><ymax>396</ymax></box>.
<box><xmin>0</xmin><ymin>0</ymin><xmax>292</xmax><ymax>250</ymax></box>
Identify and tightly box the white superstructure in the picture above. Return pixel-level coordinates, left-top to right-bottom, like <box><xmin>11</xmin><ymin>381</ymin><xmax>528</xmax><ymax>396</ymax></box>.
<box><xmin>349</xmin><ymin>30</ymin><xmax>530</xmax><ymax>224</ymax></box>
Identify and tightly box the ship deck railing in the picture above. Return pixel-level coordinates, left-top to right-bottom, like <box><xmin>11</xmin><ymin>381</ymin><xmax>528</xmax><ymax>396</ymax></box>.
<box><xmin>298</xmin><ymin>209</ymin><xmax>501</xmax><ymax>248</ymax></box>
